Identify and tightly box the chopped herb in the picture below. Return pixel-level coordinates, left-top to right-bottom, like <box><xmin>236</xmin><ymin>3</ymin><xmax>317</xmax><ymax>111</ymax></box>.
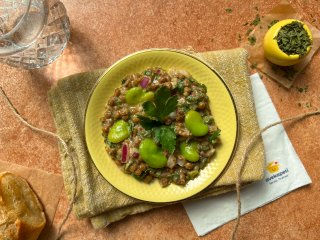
<box><xmin>128</xmin><ymin>120</ymin><xmax>135</xmax><ymax>133</ymax></box>
<box><xmin>153</xmin><ymin>126</ymin><xmax>176</xmax><ymax>154</ymax></box>
<box><xmin>246</xmin><ymin>28</ymin><xmax>253</xmax><ymax>36</ymax></box>
<box><xmin>121</xmin><ymin>79</ymin><xmax>126</xmax><ymax>84</ymax></box>
<box><xmin>208</xmin><ymin>129</ymin><xmax>221</xmax><ymax>143</ymax></box>
<box><xmin>238</xmin><ymin>34</ymin><xmax>242</xmax><ymax>42</ymax></box>
<box><xmin>200</xmin><ymin>83</ymin><xmax>207</xmax><ymax>93</ymax></box>
<box><xmin>275</xmin><ymin>21</ymin><xmax>312</xmax><ymax>57</ymax></box>
<box><xmin>188</xmin><ymin>77</ymin><xmax>197</xmax><ymax>84</ymax></box>
<box><xmin>132</xmin><ymin>169</ymin><xmax>149</xmax><ymax>181</ymax></box>
<box><xmin>268</xmin><ymin>19</ymin><xmax>279</xmax><ymax>29</ymax></box>
<box><xmin>250</xmin><ymin>14</ymin><xmax>261</xmax><ymax>26</ymax></box>
<box><xmin>104</xmin><ymin>138</ymin><xmax>117</xmax><ymax>148</ymax></box>
<box><xmin>254</xmin><ymin>6</ymin><xmax>259</xmax><ymax>11</ymax></box>
<box><xmin>225</xmin><ymin>8</ymin><xmax>232</xmax><ymax>13</ymax></box>
<box><xmin>248</xmin><ymin>35</ymin><xmax>256</xmax><ymax>46</ymax></box>
<box><xmin>171</xmin><ymin>172</ymin><xmax>180</xmax><ymax>181</ymax></box>
<box><xmin>203</xmin><ymin>116</ymin><xmax>214</xmax><ymax>124</ymax></box>
<box><xmin>296</xmin><ymin>87</ymin><xmax>304</xmax><ymax>93</ymax></box>
<box><xmin>186</xmin><ymin>95</ymin><xmax>197</xmax><ymax>103</ymax></box>
<box><xmin>243</xmin><ymin>22</ymin><xmax>249</xmax><ymax>26</ymax></box>
<box><xmin>144</xmin><ymin>70</ymin><xmax>152</xmax><ymax>76</ymax></box>
<box><xmin>180</xmin><ymin>104</ymin><xmax>190</xmax><ymax>112</ymax></box>
<box><xmin>295</xmin><ymin>85</ymin><xmax>308</xmax><ymax>93</ymax></box>
<box><xmin>175</xmin><ymin>79</ymin><xmax>185</xmax><ymax>93</ymax></box>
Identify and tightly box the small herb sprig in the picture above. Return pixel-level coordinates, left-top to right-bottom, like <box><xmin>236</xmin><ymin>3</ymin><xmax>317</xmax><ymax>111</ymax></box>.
<box><xmin>142</xmin><ymin>86</ymin><xmax>178</xmax><ymax>121</ymax></box>
<box><xmin>138</xmin><ymin>86</ymin><xmax>178</xmax><ymax>153</ymax></box>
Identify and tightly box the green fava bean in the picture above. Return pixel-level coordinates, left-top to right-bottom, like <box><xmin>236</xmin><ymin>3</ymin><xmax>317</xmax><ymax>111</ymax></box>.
<box><xmin>180</xmin><ymin>142</ymin><xmax>200</xmax><ymax>162</ymax></box>
<box><xmin>139</xmin><ymin>138</ymin><xmax>168</xmax><ymax>168</ymax></box>
<box><xmin>126</xmin><ymin>87</ymin><xmax>143</xmax><ymax>105</ymax></box>
<box><xmin>107</xmin><ymin>120</ymin><xmax>130</xmax><ymax>143</ymax></box>
<box><xmin>126</xmin><ymin>87</ymin><xmax>154</xmax><ymax>105</ymax></box>
<box><xmin>185</xmin><ymin>110</ymin><xmax>209</xmax><ymax>136</ymax></box>
<box><xmin>140</xmin><ymin>91</ymin><xmax>154</xmax><ymax>102</ymax></box>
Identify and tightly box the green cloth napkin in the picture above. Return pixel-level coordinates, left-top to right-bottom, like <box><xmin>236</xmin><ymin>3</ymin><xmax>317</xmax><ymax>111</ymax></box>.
<box><xmin>48</xmin><ymin>48</ymin><xmax>265</xmax><ymax>229</ymax></box>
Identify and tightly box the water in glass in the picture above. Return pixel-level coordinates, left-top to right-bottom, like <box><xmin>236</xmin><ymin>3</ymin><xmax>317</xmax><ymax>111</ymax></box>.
<box><xmin>0</xmin><ymin>0</ymin><xmax>70</xmax><ymax>69</ymax></box>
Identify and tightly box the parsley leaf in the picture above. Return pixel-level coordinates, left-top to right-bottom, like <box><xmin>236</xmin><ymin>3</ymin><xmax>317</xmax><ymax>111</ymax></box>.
<box><xmin>138</xmin><ymin>115</ymin><xmax>161</xmax><ymax>130</ymax></box>
<box><xmin>143</xmin><ymin>86</ymin><xmax>178</xmax><ymax>121</ymax></box>
<box><xmin>155</xmin><ymin>86</ymin><xmax>170</xmax><ymax>110</ymax></box>
<box><xmin>153</xmin><ymin>126</ymin><xmax>176</xmax><ymax>154</ymax></box>
<box><xmin>142</xmin><ymin>101</ymin><xmax>157</xmax><ymax>118</ymax></box>
<box><xmin>161</xmin><ymin>96</ymin><xmax>178</xmax><ymax>119</ymax></box>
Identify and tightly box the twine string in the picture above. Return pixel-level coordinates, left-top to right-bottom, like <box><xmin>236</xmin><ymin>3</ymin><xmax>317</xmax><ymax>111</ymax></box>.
<box><xmin>0</xmin><ymin>87</ymin><xmax>77</xmax><ymax>240</ymax></box>
<box><xmin>231</xmin><ymin>110</ymin><xmax>320</xmax><ymax>240</ymax></box>
<box><xmin>1</xmin><ymin>87</ymin><xmax>319</xmax><ymax>240</ymax></box>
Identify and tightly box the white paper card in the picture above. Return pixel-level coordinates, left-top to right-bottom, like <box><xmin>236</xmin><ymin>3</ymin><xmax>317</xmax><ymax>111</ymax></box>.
<box><xmin>183</xmin><ymin>73</ymin><xmax>312</xmax><ymax>236</ymax></box>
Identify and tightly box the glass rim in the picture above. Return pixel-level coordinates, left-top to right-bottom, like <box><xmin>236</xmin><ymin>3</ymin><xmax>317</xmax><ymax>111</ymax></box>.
<box><xmin>0</xmin><ymin>0</ymin><xmax>32</xmax><ymax>40</ymax></box>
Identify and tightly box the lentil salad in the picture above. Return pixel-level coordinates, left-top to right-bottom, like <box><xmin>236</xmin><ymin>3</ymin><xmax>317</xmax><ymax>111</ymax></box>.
<box><xmin>101</xmin><ymin>67</ymin><xmax>220</xmax><ymax>187</ymax></box>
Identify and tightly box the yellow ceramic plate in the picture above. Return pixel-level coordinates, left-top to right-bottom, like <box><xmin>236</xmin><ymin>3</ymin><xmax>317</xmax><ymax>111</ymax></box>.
<box><xmin>85</xmin><ymin>49</ymin><xmax>238</xmax><ymax>203</ymax></box>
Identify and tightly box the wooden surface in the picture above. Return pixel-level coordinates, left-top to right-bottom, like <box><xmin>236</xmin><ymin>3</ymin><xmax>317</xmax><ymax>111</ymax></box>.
<box><xmin>0</xmin><ymin>0</ymin><xmax>319</xmax><ymax>239</ymax></box>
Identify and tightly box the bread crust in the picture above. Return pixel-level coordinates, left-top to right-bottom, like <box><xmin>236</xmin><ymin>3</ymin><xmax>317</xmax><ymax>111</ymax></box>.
<box><xmin>0</xmin><ymin>172</ymin><xmax>46</xmax><ymax>240</ymax></box>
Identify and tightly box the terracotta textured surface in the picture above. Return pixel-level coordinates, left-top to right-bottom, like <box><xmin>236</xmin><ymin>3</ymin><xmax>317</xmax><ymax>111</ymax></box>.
<box><xmin>0</xmin><ymin>0</ymin><xmax>319</xmax><ymax>239</ymax></box>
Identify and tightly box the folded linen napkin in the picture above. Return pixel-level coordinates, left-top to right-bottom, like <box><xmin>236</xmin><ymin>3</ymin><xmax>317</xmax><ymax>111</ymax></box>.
<box><xmin>183</xmin><ymin>73</ymin><xmax>312</xmax><ymax>236</ymax></box>
<box><xmin>48</xmin><ymin>48</ymin><xmax>265</xmax><ymax>228</ymax></box>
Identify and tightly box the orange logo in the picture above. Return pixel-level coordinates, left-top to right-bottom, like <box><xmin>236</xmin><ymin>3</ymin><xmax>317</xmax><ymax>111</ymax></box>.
<box><xmin>267</xmin><ymin>161</ymin><xmax>279</xmax><ymax>173</ymax></box>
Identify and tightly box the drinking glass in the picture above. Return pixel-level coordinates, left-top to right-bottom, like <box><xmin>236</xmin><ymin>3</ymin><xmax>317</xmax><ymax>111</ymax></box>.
<box><xmin>0</xmin><ymin>0</ymin><xmax>70</xmax><ymax>69</ymax></box>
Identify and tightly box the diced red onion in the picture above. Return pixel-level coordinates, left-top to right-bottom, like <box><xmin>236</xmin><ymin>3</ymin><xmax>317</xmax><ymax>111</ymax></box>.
<box><xmin>121</xmin><ymin>144</ymin><xmax>129</xmax><ymax>163</ymax></box>
<box><xmin>156</xmin><ymin>69</ymin><xmax>161</xmax><ymax>74</ymax></box>
<box><xmin>132</xmin><ymin>152</ymin><xmax>139</xmax><ymax>158</ymax></box>
<box><xmin>140</xmin><ymin>77</ymin><xmax>150</xmax><ymax>88</ymax></box>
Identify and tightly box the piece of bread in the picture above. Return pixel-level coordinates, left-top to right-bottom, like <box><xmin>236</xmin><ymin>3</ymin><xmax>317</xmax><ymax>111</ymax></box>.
<box><xmin>0</xmin><ymin>172</ymin><xmax>46</xmax><ymax>240</ymax></box>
